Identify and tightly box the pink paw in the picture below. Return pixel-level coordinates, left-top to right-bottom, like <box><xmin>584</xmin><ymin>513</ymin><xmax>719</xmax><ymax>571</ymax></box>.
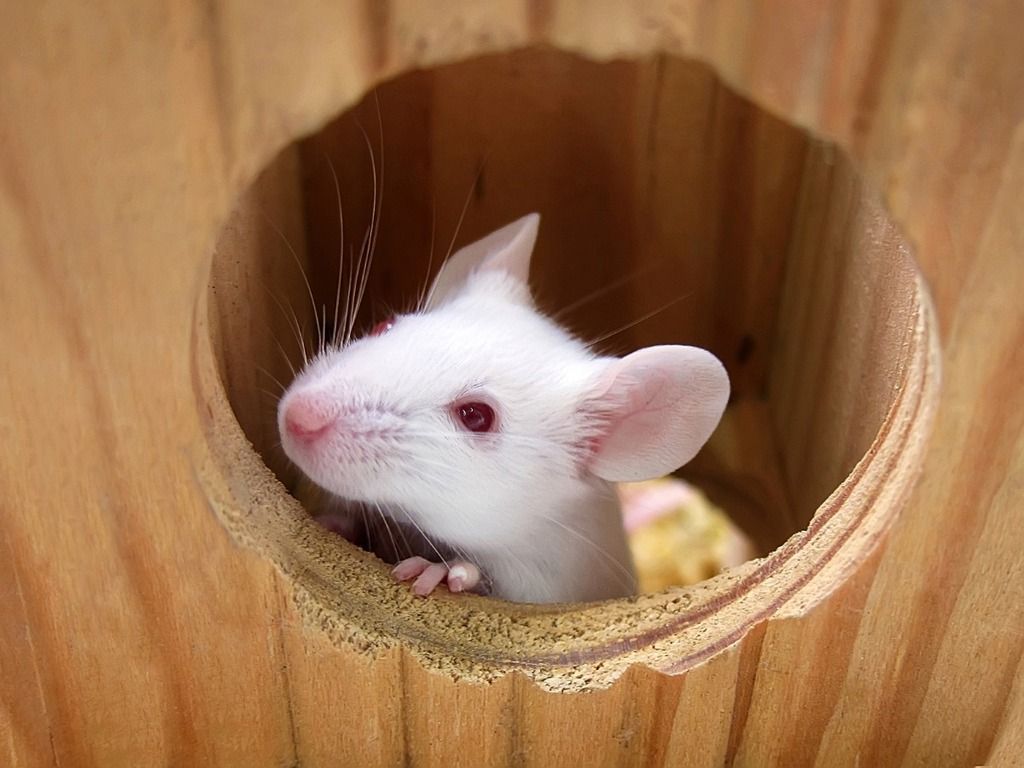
<box><xmin>392</xmin><ymin>556</ymin><xmax>482</xmax><ymax>597</ymax></box>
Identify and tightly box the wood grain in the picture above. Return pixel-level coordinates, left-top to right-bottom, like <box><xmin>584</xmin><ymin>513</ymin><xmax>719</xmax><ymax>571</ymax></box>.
<box><xmin>1</xmin><ymin>2</ymin><xmax>1020</xmax><ymax>766</ymax></box>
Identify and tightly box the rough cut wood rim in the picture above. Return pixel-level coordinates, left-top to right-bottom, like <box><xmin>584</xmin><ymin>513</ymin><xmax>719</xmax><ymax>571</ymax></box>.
<box><xmin>189</xmin><ymin>75</ymin><xmax>941</xmax><ymax>696</ymax></box>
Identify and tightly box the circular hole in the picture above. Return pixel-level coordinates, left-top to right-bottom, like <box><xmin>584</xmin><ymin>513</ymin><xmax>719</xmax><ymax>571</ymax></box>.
<box><xmin>196</xmin><ymin>49</ymin><xmax>938</xmax><ymax>689</ymax></box>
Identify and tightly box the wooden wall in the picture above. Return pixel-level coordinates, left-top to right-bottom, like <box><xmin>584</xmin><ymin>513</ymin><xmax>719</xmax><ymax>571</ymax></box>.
<box><xmin>1</xmin><ymin>2</ymin><xmax>1020</xmax><ymax>766</ymax></box>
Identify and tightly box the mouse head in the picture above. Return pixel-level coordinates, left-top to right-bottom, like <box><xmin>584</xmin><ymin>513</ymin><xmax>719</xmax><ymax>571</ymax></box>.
<box><xmin>278</xmin><ymin>214</ymin><xmax>729</xmax><ymax>548</ymax></box>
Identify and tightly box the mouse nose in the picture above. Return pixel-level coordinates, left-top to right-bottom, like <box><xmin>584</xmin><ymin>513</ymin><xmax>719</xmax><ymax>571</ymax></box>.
<box><xmin>283</xmin><ymin>395</ymin><xmax>337</xmax><ymax>442</ymax></box>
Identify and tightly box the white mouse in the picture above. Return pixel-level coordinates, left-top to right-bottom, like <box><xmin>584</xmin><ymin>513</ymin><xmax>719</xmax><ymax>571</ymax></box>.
<box><xmin>277</xmin><ymin>213</ymin><xmax>729</xmax><ymax>604</ymax></box>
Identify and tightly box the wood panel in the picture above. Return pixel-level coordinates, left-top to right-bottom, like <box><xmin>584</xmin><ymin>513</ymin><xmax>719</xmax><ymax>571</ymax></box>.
<box><xmin>0</xmin><ymin>2</ymin><xmax>1020</xmax><ymax>766</ymax></box>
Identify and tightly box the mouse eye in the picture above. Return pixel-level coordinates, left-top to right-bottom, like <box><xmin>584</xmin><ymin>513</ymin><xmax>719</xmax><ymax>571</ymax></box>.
<box><xmin>454</xmin><ymin>401</ymin><xmax>496</xmax><ymax>433</ymax></box>
<box><xmin>369</xmin><ymin>315</ymin><xmax>396</xmax><ymax>337</ymax></box>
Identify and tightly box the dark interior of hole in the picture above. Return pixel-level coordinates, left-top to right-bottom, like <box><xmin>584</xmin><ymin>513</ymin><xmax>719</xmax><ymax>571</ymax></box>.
<box><xmin>299</xmin><ymin>52</ymin><xmax>807</xmax><ymax>387</ymax></box>
<box><xmin>213</xmin><ymin>48</ymin><xmax>916</xmax><ymax>561</ymax></box>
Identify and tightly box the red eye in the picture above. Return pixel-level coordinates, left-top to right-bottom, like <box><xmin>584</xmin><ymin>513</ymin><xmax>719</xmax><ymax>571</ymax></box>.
<box><xmin>370</xmin><ymin>316</ymin><xmax>396</xmax><ymax>337</ymax></box>
<box><xmin>455</xmin><ymin>402</ymin><xmax>496</xmax><ymax>433</ymax></box>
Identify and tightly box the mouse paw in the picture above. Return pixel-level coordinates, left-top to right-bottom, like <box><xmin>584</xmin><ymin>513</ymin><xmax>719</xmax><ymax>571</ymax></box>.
<box><xmin>392</xmin><ymin>557</ymin><xmax>483</xmax><ymax>597</ymax></box>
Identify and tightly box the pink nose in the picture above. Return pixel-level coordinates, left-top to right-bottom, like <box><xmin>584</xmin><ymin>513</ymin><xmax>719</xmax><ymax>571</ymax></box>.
<box><xmin>283</xmin><ymin>396</ymin><xmax>336</xmax><ymax>441</ymax></box>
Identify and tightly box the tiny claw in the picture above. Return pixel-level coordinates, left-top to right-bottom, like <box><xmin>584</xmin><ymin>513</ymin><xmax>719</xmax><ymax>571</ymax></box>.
<box><xmin>447</xmin><ymin>562</ymin><xmax>481</xmax><ymax>593</ymax></box>
<box><xmin>448</xmin><ymin>566</ymin><xmax>467</xmax><ymax>592</ymax></box>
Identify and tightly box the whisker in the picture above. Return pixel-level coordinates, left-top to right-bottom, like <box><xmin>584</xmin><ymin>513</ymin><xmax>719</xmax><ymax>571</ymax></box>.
<box><xmin>326</xmin><ymin>155</ymin><xmax>346</xmax><ymax>346</ymax></box>
<box><xmin>349</xmin><ymin>121</ymin><xmax>380</xmax><ymax>342</ymax></box>
<box><xmin>352</xmin><ymin>228</ymin><xmax>372</xmax><ymax>342</ymax></box>
<box><xmin>253</xmin><ymin>314</ymin><xmax>299</xmax><ymax>378</ymax></box>
<box><xmin>360</xmin><ymin>505</ymin><xmax>373</xmax><ymax>552</ymax></box>
<box><xmin>270</xmin><ymin>336</ymin><xmax>297</xmax><ymax>378</ymax></box>
<box><xmin>417</xmin><ymin>195</ymin><xmax>438</xmax><ymax>311</ymax></box>
<box><xmin>258</xmin><ymin>282</ymin><xmax>308</xmax><ymax>367</ymax></box>
<box><xmin>540</xmin><ymin>515</ymin><xmax>635</xmax><ymax>592</ymax></box>
<box><xmin>344</xmin><ymin>242</ymin><xmax>359</xmax><ymax>344</ymax></box>
<box><xmin>589</xmin><ymin>291</ymin><xmax>694</xmax><ymax>347</ymax></box>
<box><xmin>381</xmin><ymin>503</ymin><xmax>415</xmax><ymax>560</ymax></box>
<box><xmin>344</xmin><ymin>123</ymin><xmax>376</xmax><ymax>344</ymax></box>
<box><xmin>424</xmin><ymin>159</ymin><xmax>486</xmax><ymax>308</ymax></box>
<box><xmin>498</xmin><ymin>545</ymin><xmax>552</xmax><ymax>603</ymax></box>
<box><xmin>256</xmin><ymin>366</ymin><xmax>287</xmax><ymax>393</ymax></box>
<box><xmin>551</xmin><ymin>257</ymin><xmax>670</xmax><ymax>321</ymax></box>
<box><xmin>370</xmin><ymin>92</ymin><xmax>385</xmax><ymax>277</ymax></box>
<box><xmin>400</xmin><ymin>508</ymin><xmax>450</xmax><ymax>570</ymax></box>
<box><xmin>371</xmin><ymin>501</ymin><xmax>401</xmax><ymax>562</ymax></box>
<box><xmin>259</xmin><ymin>208</ymin><xmax>321</xmax><ymax>355</ymax></box>
<box><xmin>321</xmin><ymin>303</ymin><xmax>328</xmax><ymax>356</ymax></box>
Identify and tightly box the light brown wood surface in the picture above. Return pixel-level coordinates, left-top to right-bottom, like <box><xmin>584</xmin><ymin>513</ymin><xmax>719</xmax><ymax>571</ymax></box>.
<box><xmin>1</xmin><ymin>2</ymin><xmax>1020</xmax><ymax>766</ymax></box>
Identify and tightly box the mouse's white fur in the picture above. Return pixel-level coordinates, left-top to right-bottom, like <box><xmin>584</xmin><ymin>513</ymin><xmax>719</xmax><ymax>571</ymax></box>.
<box><xmin>279</xmin><ymin>213</ymin><xmax>729</xmax><ymax>604</ymax></box>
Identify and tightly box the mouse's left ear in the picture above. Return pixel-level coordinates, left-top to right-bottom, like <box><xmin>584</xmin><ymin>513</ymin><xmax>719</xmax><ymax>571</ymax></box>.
<box><xmin>581</xmin><ymin>346</ymin><xmax>730</xmax><ymax>482</ymax></box>
<box><xmin>424</xmin><ymin>213</ymin><xmax>539</xmax><ymax>309</ymax></box>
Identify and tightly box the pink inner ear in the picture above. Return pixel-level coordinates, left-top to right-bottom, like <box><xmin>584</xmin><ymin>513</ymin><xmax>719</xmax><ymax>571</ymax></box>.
<box><xmin>424</xmin><ymin>213</ymin><xmax>539</xmax><ymax>309</ymax></box>
<box><xmin>585</xmin><ymin>346</ymin><xmax>730</xmax><ymax>482</ymax></box>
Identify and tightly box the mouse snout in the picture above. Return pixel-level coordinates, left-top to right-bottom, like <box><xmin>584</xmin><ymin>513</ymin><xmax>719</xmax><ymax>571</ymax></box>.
<box><xmin>282</xmin><ymin>394</ymin><xmax>337</xmax><ymax>442</ymax></box>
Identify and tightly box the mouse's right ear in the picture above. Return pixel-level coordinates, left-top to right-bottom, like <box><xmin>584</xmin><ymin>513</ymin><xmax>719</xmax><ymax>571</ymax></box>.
<box><xmin>424</xmin><ymin>213</ymin><xmax>539</xmax><ymax>309</ymax></box>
